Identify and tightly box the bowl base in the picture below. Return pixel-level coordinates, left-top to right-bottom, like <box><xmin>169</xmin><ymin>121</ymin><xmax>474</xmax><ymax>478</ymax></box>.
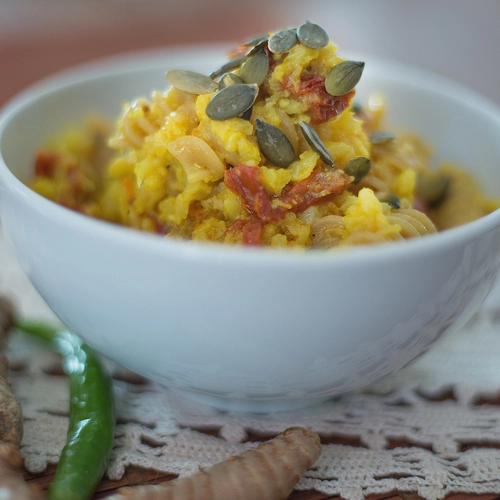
<box><xmin>171</xmin><ymin>388</ymin><xmax>329</xmax><ymax>414</ymax></box>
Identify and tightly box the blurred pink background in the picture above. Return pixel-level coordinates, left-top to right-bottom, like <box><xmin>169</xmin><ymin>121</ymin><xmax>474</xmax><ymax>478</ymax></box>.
<box><xmin>1</xmin><ymin>0</ymin><xmax>499</xmax><ymax>106</ymax></box>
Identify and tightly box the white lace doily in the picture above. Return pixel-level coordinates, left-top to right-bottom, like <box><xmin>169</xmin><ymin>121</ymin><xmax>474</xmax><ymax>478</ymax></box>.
<box><xmin>3</xmin><ymin>223</ymin><xmax>500</xmax><ymax>500</ymax></box>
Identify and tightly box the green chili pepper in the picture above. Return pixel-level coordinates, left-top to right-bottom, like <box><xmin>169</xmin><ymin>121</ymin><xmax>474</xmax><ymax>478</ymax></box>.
<box><xmin>15</xmin><ymin>320</ymin><xmax>115</xmax><ymax>500</ymax></box>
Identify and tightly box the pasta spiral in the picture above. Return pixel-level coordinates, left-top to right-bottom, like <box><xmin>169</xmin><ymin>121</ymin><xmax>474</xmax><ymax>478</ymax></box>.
<box><xmin>386</xmin><ymin>207</ymin><xmax>437</xmax><ymax>238</ymax></box>
<box><xmin>108</xmin><ymin>98</ymin><xmax>159</xmax><ymax>150</ymax></box>
<box><xmin>108</xmin><ymin>90</ymin><xmax>177</xmax><ymax>151</ymax></box>
<box><xmin>359</xmin><ymin>134</ymin><xmax>431</xmax><ymax>197</ymax></box>
<box><xmin>310</xmin><ymin>200</ymin><xmax>437</xmax><ymax>248</ymax></box>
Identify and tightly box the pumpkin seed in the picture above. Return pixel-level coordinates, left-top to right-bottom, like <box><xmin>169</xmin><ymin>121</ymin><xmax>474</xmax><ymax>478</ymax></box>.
<box><xmin>240</xmin><ymin>105</ymin><xmax>253</xmax><ymax>121</ymax></box>
<box><xmin>243</xmin><ymin>34</ymin><xmax>269</xmax><ymax>48</ymax></box>
<box><xmin>325</xmin><ymin>60</ymin><xmax>365</xmax><ymax>96</ymax></box>
<box><xmin>370</xmin><ymin>131</ymin><xmax>396</xmax><ymax>144</ymax></box>
<box><xmin>415</xmin><ymin>172</ymin><xmax>451</xmax><ymax>207</ymax></box>
<box><xmin>268</xmin><ymin>28</ymin><xmax>298</xmax><ymax>53</ymax></box>
<box><xmin>240</xmin><ymin>49</ymin><xmax>269</xmax><ymax>86</ymax></box>
<box><xmin>210</xmin><ymin>55</ymin><xmax>247</xmax><ymax>79</ymax></box>
<box><xmin>379</xmin><ymin>193</ymin><xmax>401</xmax><ymax>208</ymax></box>
<box><xmin>218</xmin><ymin>72</ymin><xmax>244</xmax><ymax>90</ymax></box>
<box><xmin>245</xmin><ymin>37</ymin><xmax>270</xmax><ymax>57</ymax></box>
<box><xmin>352</xmin><ymin>101</ymin><xmax>363</xmax><ymax>115</ymax></box>
<box><xmin>297</xmin><ymin>21</ymin><xmax>329</xmax><ymax>49</ymax></box>
<box><xmin>206</xmin><ymin>84</ymin><xmax>258</xmax><ymax>121</ymax></box>
<box><xmin>255</xmin><ymin>119</ymin><xmax>295</xmax><ymax>168</ymax></box>
<box><xmin>165</xmin><ymin>69</ymin><xmax>217</xmax><ymax>95</ymax></box>
<box><xmin>344</xmin><ymin>156</ymin><xmax>371</xmax><ymax>183</ymax></box>
<box><xmin>299</xmin><ymin>121</ymin><xmax>334</xmax><ymax>167</ymax></box>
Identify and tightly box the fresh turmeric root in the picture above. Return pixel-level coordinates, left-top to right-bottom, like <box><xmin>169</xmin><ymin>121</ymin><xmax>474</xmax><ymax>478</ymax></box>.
<box><xmin>107</xmin><ymin>426</ymin><xmax>321</xmax><ymax>500</ymax></box>
<box><xmin>0</xmin><ymin>296</ymin><xmax>43</xmax><ymax>499</ymax></box>
<box><xmin>0</xmin><ymin>296</ymin><xmax>23</xmax><ymax>446</ymax></box>
<box><xmin>0</xmin><ymin>442</ymin><xmax>43</xmax><ymax>499</ymax></box>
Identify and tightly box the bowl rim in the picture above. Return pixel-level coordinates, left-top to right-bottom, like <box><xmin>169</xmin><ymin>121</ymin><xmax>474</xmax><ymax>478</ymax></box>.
<box><xmin>1</xmin><ymin>43</ymin><xmax>500</xmax><ymax>269</ymax></box>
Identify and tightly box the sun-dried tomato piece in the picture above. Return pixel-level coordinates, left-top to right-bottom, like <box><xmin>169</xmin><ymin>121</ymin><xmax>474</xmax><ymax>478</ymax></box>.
<box><xmin>298</xmin><ymin>74</ymin><xmax>355</xmax><ymax>124</ymax></box>
<box><xmin>244</xmin><ymin>220</ymin><xmax>264</xmax><ymax>245</ymax></box>
<box><xmin>225</xmin><ymin>165</ymin><xmax>351</xmax><ymax>223</ymax></box>
<box><xmin>282</xmin><ymin>167</ymin><xmax>351</xmax><ymax>213</ymax></box>
<box><xmin>281</xmin><ymin>74</ymin><xmax>354</xmax><ymax>124</ymax></box>
<box><xmin>242</xmin><ymin>219</ymin><xmax>265</xmax><ymax>245</ymax></box>
<box><xmin>227</xmin><ymin>218</ymin><xmax>265</xmax><ymax>246</ymax></box>
<box><xmin>34</xmin><ymin>150</ymin><xmax>60</xmax><ymax>177</ymax></box>
<box><xmin>224</xmin><ymin>165</ymin><xmax>285</xmax><ymax>222</ymax></box>
<box><xmin>297</xmin><ymin>74</ymin><xmax>325</xmax><ymax>93</ymax></box>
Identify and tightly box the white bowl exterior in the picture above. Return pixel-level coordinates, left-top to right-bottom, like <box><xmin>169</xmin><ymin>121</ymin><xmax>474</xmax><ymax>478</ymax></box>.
<box><xmin>2</xmin><ymin>47</ymin><xmax>500</xmax><ymax>411</ymax></box>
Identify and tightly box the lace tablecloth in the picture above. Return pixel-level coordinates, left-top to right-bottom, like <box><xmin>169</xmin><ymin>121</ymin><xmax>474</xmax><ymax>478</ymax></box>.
<box><xmin>2</xmin><ymin>224</ymin><xmax>500</xmax><ymax>500</ymax></box>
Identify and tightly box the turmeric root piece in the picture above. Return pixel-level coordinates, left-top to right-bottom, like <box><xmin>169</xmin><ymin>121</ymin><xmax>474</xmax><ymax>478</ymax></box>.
<box><xmin>108</xmin><ymin>426</ymin><xmax>321</xmax><ymax>500</ymax></box>
<box><xmin>0</xmin><ymin>354</ymin><xmax>23</xmax><ymax>446</ymax></box>
<box><xmin>0</xmin><ymin>296</ymin><xmax>15</xmax><ymax>348</ymax></box>
<box><xmin>0</xmin><ymin>443</ymin><xmax>44</xmax><ymax>499</ymax></box>
<box><xmin>0</xmin><ymin>297</ymin><xmax>43</xmax><ymax>499</ymax></box>
<box><xmin>0</xmin><ymin>296</ymin><xmax>23</xmax><ymax>446</ymax></box>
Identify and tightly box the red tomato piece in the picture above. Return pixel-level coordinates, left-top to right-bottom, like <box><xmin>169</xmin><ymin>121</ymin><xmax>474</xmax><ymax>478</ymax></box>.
<box><xmin>282</xmin><ymin>167</ymin><xmax>351</xmax><ymax>213</ymax></box>
<box><xmin>299</xmin><ymin>75</ymin><xmax>355</xmax><ymax>124</ymax></box>
<box><xmin>224</xmin><ymin>165</ymin><xmax>285</xmax><ymax>222</ymax></box>
<box><xmin>282</xmin><ymin>74</ymin><xmax>354</xmax><ymax>124</ymax></box>
<box><xmin>242</xmin><ymin>219</ymin><xmax>264</xmax><ymax>246</ymax></box>
<box><xmin>227</xmin><ymin>218</ymin><xmax>264</xmax><ymax>246</ymax></box>
<box><xmin>34</xmin><ymin>150</ymin><xmax>59</xmax><ymax>177</ymax></box>
<box><xmin>225</xmin><ymin>165</ymin><xmax>351</xmax><ymax>223</ymax></box>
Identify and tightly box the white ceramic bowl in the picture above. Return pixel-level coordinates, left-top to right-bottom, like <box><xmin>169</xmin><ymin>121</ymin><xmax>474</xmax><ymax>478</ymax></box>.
<box><xmin>1</xmin><ymin>46</ymin><xmax>500</xmax><ymax>412</ymax></box>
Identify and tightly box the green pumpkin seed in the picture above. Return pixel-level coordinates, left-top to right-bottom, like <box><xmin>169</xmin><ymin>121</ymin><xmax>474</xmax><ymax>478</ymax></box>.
<box><xmin>210</xmin><ymin>55</ymin><xmax>247</xmax><ymax>79</ymax></box>
<box><xmin>344</xmin><ymin>156</ymin><xmax>371</xmax><ymax>183</ymax></box>
<box><xmin>379</xmin><ymin>193</ymin><xmax>401</xmax><ymax>208</ymax></box>
<box><xmin>240</xmin><ymin>50</ymin><xmax>269</xmax><ymax>86</ymax></box>
<box><xmin>255</xmin><ymin>119</ymin><xmax>295</xmax><ymax>168</ymax></box>
<box><xmin>206</xmin><ymin>84</ymin><xmax>258</xmax><ymax>121</ymax></box>
<box><xmin>240</xmin><ymin>105</ymin><xmax>253</xmax><ymax>121</ymax></box>
<box><xmin>245</xmin><ymin>37</ymin><xmax>270</xmax><ymax>57</ymax></box>
<box><xmin>165</xmin><ymin>69</ymin><xmax>217</xmax><ymax>95</ymax></box>
<box><xmin>299</xmin><ymin>121</ymin><xmax>334</xmax><ymax>167</ymax></box>
<box><xmin>415</xmin><ymin>172</ymin><xmax>451</xmax><ymax>207</ymax></box>
<box><xmin>218</xmin><ymin>72</ymin><xmax>244</xmax><ymax>90</ymax></box>
<box><xmin>268</xmin><ymin>28</ymin><xmax>298</xmax><ymax>54</ymax></box>
<box><xmin>352</xmin><ymin>101</ymin><xmax>363</xmax><ymax>115</ymax></box>
<box><xmin>297</xmin><ymin>21</ymin><xmax>329</xmax><ymax>49</ymax></box>
<box><xmin>325</xmin><ymin>60</ymin><xmax>365</xmax><ymax>96</ymax></box>
<box><xmin>243</xmin><ymin>34</ymin><xmax>269</xmax><ymax>48</ymax></box>
<box><xmin>370</xmin><ymin>131</ymin><xmax>396</xmax><ymax>144</ymax></box>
